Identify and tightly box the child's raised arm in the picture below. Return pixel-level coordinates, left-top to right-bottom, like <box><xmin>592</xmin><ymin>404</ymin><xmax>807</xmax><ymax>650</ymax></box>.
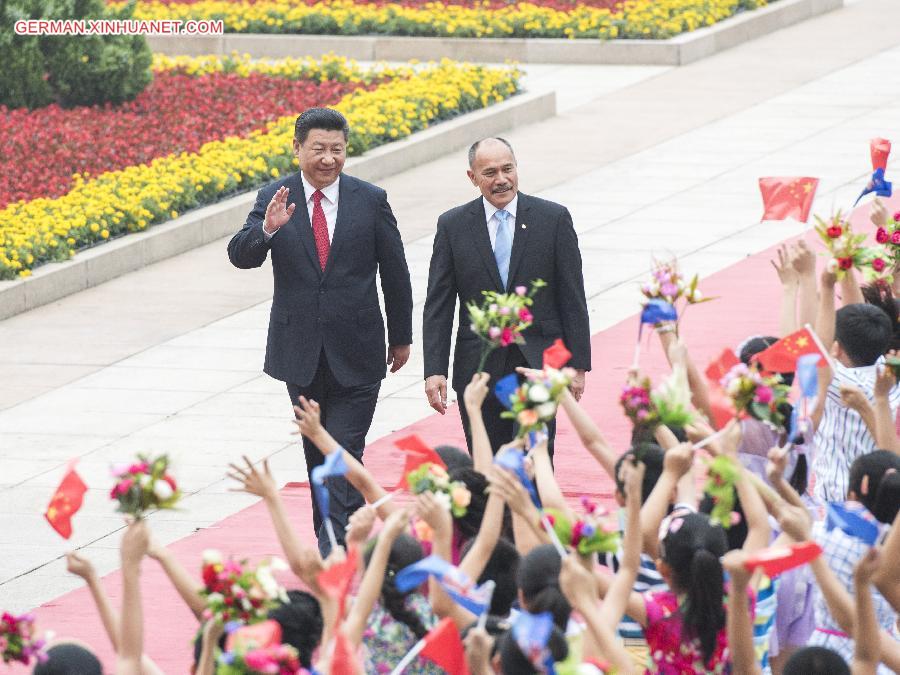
<box><xmin>722</xmin><ymin>550</ymin><xmax>763</xmax><ymax>675</ymax></box>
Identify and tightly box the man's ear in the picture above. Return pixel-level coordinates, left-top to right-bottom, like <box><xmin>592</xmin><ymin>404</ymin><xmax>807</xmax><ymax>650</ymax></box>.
<box><xmin>467</xmin><ymin>169</ymin><xmax>477</xmax><ymax>187</ymax></box>
<box><xmin>293</xmin><ymin>139</ymin><xmax>301</xmax><ymax>154</ymax></box>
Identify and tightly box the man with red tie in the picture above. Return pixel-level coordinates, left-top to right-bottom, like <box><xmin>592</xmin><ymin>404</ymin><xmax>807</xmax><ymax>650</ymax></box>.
<box><xmin>228</xmin><ymin>108</ymin><xmax>413</xmax><ymax>554</ymax></box>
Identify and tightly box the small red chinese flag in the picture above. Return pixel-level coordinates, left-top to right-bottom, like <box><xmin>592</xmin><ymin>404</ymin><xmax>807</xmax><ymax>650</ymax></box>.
<box><xmin>754</xmin><ymin>327</ymin><xmax>826</xmax><ymax>373</ymax></box>
<box><xmin>226</xmin><ymin>620</ymin><xmax>282</xmax><ymax>651</ymax></box>
<box><xmin>331</xmin><ymin>629</ymin><xmax>363</xmax><ymax>675</ymax></box>
<box><xmin>45</xmin><ymin>461</ymin><xmax>88</xmax><ymax>539</ymax></box>
<box><xmin>420</xmin><ymin>618</ymin><xmax>470</xmax><ymax>675</ymax></box>
<box><xmin>871</xmin><ymin>137</ymin><xmax>891</xmax><ymax>171</ymax></box>
<box><xmin>395</xmin><ymin>435</ymin><xmax>447</xmax><ymax>490</ymax></box>
<box><xmin>704</xmin><ymin>349</ymin><xmax>740</xmax><ymax>429</ymax></box>
<box><xmin>759</xmin><ymin>177</ymin><xmax>819</xmax><ymax>222</ymax></box>
<box><xmin>705</xmin><ymin>348</ymin><xmax>741</xmax><ymax>382</ymax></box>
<box><xmin>317</xmin><ymin>544</ymin><xmax>359</xmax><ymax>616</ymax></box>
<box><xmin>744</xmin><ymin>541</ymin><xmax>822</xmax><ymax>578</ymax></box>
<box><xmin>543</xmin><ymin>339</ymin><xmax>572</xmax><ymax>369</ymax></box>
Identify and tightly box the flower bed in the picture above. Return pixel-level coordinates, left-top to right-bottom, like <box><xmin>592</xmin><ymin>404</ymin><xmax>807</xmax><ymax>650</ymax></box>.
<box><xmin>0</xmin><ymin>58</ymin><xmax>520</xmax><ymax>279</ymax></box>
<box><xmin>116</xmin><ymin>0</ymin><xmax>768</xmax><ymax>39</ymax></box>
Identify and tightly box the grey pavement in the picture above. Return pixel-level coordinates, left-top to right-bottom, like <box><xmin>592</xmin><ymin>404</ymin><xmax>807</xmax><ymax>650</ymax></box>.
<box><xmin>2</xmin><ymin>0</ymin><xmax>900</xmax><ymax>610</ymax></box>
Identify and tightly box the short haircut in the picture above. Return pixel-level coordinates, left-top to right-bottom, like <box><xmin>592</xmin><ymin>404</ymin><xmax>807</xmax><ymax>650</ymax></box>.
<box><xmin>834</xmin><ymin>303</ymin><xmax>892</xmax><ymax>366</ymax></box>
<box><xmin>784</xmin><ymin>646</ymin><xmax>849</xmax><ymax>675</ymax></box>
<box><xmin>468</xmin><ymin>137</ymin><xmax>515</xmax><ymax>168</ymax></box>
<box><xmin>293</xmin><ymin>108</ymin><xmax>349</xmax><ymax>144</ymax></box>
<box><xmin>33</xmin><ymin>644</ymin><xmax>102</xmax><ymax>675</ymax></box>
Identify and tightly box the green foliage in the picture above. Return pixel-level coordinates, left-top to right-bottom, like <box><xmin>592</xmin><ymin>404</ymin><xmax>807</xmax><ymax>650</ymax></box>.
<box><xmin>0</xmin><ymin>0</ymin><xmax>151</xmax><ymax>109</ymax></box>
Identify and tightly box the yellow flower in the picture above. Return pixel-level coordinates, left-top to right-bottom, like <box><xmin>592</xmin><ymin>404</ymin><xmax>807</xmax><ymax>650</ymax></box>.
<box><xmin>101</xmin><ymin>229</ymin><xmax>110</xmax><ymax>239</ymax></box>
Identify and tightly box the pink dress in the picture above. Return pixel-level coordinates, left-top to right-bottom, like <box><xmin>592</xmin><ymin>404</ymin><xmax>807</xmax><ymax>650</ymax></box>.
<box><xmin>642</xmin><ymin>587</ymin><xmax>756</xmax><ymax>674</ymax></box>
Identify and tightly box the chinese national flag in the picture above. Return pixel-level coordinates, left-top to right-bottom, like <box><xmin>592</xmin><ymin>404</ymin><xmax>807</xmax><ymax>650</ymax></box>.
<box><xmin>45</xmin><ymin>463</ymin><xmax>88</xmax><ymax>539</ymax></box>
<box><xmin>759</xmin><ymin>177</ymin><xmax>819</xmax><ymax>222</ymax></box>
<box><xmin>871</xmin><ymin>137</ymin><xmax>891</xmax><ymax>171</ymax></box>
<box><xmin>420</xmin><ymin>618</ymin><xmax>470</xmax><ymax>675</ymax></box>
<box><xmin>704</xmin><ymin>349</ymin><xmax>740</xmax><ymax>430</ymax></box>
<box><xmin>754</xmin><ymin>327</ymin><xmax>826</xmax><ymax>373</ymax></box>
<box><xmin>331</xmin><ymin>629</ymin><xmax>363</xmax><ymax>675</ymax></box>
<box><xmin>394</xmin><ymin>435</ymin><xmax>447</xmax><ymax>490</ymax></box>
<box><xmin>705</xmin><ymin>348</ymin><xmax>741</xmax><ymax>382</ymax></box>
<box><xmin>543</xmin><ymin>339</ymin><xmax>572</xmax><ymax>369</ymax></box>
<box><xmin>744</xmin><ymin>541</ymin><xmax>822</xmax><ymax>578</ymax></box>
<box><xmin>317</xmin><ymin>544</ymin><xmax>359</xmax><ymax>616</ymax></box>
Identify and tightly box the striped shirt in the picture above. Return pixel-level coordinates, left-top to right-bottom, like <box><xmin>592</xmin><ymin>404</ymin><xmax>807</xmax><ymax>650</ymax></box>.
<box><xmin>752</xmin><ymin>575</ymin><xmax>777</xmax><ymax>675</ymax></box>
<box><xmin>812</xmin><ymin>357</ymin><xmax>900</xmax><ymax>501</ymax></box>
<box><xmin>810</xmin><ymin>516</ymin><xmax>895</xmax><ymax>675</ymax></box>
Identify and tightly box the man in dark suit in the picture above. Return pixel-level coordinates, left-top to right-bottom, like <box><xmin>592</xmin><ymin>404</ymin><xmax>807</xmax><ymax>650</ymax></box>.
<box><xmin>423</xmin><ymin>137</ymin><xmax>590</xmax><ymax>456</ymax></box>
<box><xmin>228</xmin><ymin>108</ymin><xmax>413</xmax><ymax>554</ymax></box>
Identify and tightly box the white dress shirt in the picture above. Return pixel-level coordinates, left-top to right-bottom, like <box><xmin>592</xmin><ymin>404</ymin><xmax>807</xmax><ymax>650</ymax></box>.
<box><xmin>482</xmin><ymin>193</ymin><xmax>518</xmax><ymax>249</ymax></box>
<box><xmin>264</xmin><ymin>173</ymin><xmax>340</xmax><ymax>242</ymax></box>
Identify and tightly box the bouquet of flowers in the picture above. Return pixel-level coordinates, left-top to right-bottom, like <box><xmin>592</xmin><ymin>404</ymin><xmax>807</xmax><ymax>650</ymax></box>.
<box><xmin>110</xmin><ymin>453</ymin><xmax>181</xmax><ymax>517</ymax></box>
<box><xmin>200</xmin><ymin>550</ymin><xmax>289</xmax><ymax>625</ymax></box>
<box><xmin>1</xmin><ymin>612</ymin><xmax>48</xmax><ymax>665</ymax></box>
<box><xmin>499</xmin><ymin>367</ymin><xmax>574</xmax><ymax>437</ymax></box>
<box><xmin>218</xmin><ymin>644</ymin><xmax>305</xmax><ymax>675</ymax></box>
<box><xmin>815</xmin><ymin>212</ymin><xmax>885</xmax><ymax>281</ymax></box>
<box><xmin>542</xmin><ymin>502</ymin><xmax>620</xmax><ymax>556</ymax></box>
<box><xmin>640</xmin><ymin>259</ymin><xmax>712</xmax><ymax>316</ymax></box>
<box><xmin>720</xmin><ymin>363</ymin><xmax>791</xmax><ymax>430</ymax></box>
<box><xmin>405</xmin><ymin>463</ymin><xmax>471</xmax><ymax>518</ymax></box>
<box><xmin>704</xmin><ymin>455</ymin><xmax>741</xmax><ymax>529</ymax></box>
<box><xmin>872</xmin><ymin>208</ymin><xmax>900</xmax><ymax>279</ymax></box>
<box><xmin>467</xmin><ymin>279</ymin><xmax>546</xmax><ymax>372</ymax></box>
<box><xmin>620</xmin><ymin>367</ymin><xmax>695</xmax><ymax>434</ymax></box>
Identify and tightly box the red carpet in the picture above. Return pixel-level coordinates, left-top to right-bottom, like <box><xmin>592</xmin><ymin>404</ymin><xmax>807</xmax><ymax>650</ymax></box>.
<box><xmin>14</xmin><ymin>195</ymin><xmax>897</xmax><ymax>672</ymax></box>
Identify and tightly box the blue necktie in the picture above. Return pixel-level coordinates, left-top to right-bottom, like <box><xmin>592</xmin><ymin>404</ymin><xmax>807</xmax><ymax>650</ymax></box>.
<box><xmin>493</xmin><ymin>209</ymin><xmax>512</xmax><ymax>288</ymax></box>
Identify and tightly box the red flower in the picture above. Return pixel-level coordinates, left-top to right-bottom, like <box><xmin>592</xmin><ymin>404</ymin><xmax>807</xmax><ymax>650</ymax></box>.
<box><xmin>873</xmin><ymin>258</ymin><xmax>886</xmax><ymax>272</ymax></box>
<box><xmin>518</xmin><ymin>308</ymin><xmax>533</xmax><ymax>322</ymax></box>
<box><xmin>500</xmin><ymin>327</ymin><xmax>515</xmax><ymax>346</ymax></box>
<box><xmin>893</xmin><ymin>211</ymin><xmax>900</xmax><ymax>222</ymax></box>
<box><xmin>838</xmin><ymin>257</ymin><xmax>853</xmax><ymax>270</ymax></box>
<box><xmin>892</xmin><ymin>231</ymin><xmax>900</xmax><ymax>245</ymax></box>
<box><xmin>826</xmin><ymin>225</ymin><xmax>843</xmax><ymax>238</ymax></box>
<box><xmin>876</xmin><ymin>227</ymin><xmax>889</xmax><ymax>244</ymax></box>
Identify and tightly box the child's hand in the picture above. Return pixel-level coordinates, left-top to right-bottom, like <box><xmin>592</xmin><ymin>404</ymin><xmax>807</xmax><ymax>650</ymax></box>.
<box><xmin>722</xmin><ymin>549</ymin><xmax>753</xmax><ymax>590</ymax></box>
<box><xmin>463</xmin><ymin>372</ymin><xmax>491</xmax><ymax>410</ymax></box>
<box><xmin>346</xmin><ymin>505</ymin><xmax>376</xmax><ymax>546</ymax></box>
<box><xmin>775</xmin><ymin>502</ymin><xmax>812</xmax><ymax>542</ymax></box>
<box><xmin>666</xmin><ymin>338</ymin><xmax>688</xmax><ymax>367</ymax></box>
<box><xmin>663</xmin><ymin>443</ymin><xmax>694</xmax><ymax>479</ymax></box>
<box><xmin>487</xmin><ymin>465</ymin><xmax>533</xmax><ymax>518</ymax></box>
<box><xmin>621</xmin><ymin>459</ymin><xmax>646</xmax><ymax>509</ymax></box>
<box><xmin>120</xmin><ymin>519</ymin><xmax>149</xmax><ymax>568</ymax></box>
<box><xmin>766</xmin><ymin>445</ymin><xmax>789</xmax><ymax>485</ymax></box>
<box><xmin>771</xmin><ymin>244</ymin><xmax>799</xmax><ymax>287</ymax></box>
<box><xmin>415</xmin><ymin>491</ymin><xmax>452</xmax><ymax>537</ymax></box>
<box><xmin>820</xmin><ymin>268</ymin><xmax>837</xmax><ymax>290</ymax></box>
<box><xmin>791</xmin><ymin>240</ymin><xmax>816</xmax><ymax>278</ymax></box>
<box><xmin>464</xmin><ymin>627</ymin><xmax>494</xmax><ymax>672</ymax></box>
<box><xmin>292</xmin><ymin>396</ymin><xmax>325</xmax><ymax>443</ymax></box>
<box><xmin>66</xmin><ymin>551</ymin><xmax>96</xmax><ymax>580</ymax></box>
<box><xmin>870</xmin><ymin>197</ymin><xmax>888</xmax><ymax>228</ymax></box>
<box><xmin>874</xmin><ymin>362</ymin><xmax>896</xmax><ymax>399</ymax></box>
<box><xmin>381</xmin><ymin>507</ymin><xmax>411</xmax><ymax>541</ymax></box>
<box><xmin>853</xmin><ymin>547</ymin><xmax>881</xmax><ymax>586</ymax></box>
<box><xmin>839</xmin><ymin>385</ymin><xmax>870</xmax><ymax>413</ymax></box>
<box><xmin>228</xmin><ymin>456</ymin><xmax>278</xmax><ymax>500</ymax></box>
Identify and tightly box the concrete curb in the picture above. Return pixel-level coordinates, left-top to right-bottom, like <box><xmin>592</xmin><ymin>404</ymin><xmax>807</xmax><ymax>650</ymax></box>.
<box><xmin>0</xmin><ymin>90</ymin><xmax>555</xmax><ymax>321</ymax></box>
<box><xmin>147</xmin><ymin>0</ymin><xmax>842</xmax><ymax>65</ymax></box>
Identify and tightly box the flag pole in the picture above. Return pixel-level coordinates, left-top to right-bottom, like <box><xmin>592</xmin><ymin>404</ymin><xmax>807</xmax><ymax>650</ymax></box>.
<box><xmin>325</xmin><ymin>518</ymin><xmax>339</xmax><ymax>553</ymax></box>
<box><xmin>693</xmin><ymin>426</ymin><xmax>728</xmax><ymax>452</ymax></box>
<box><xmin>803</xmin><ymin>323</ymin><xmax>837</xmax><ymax>371</ymax></box>
<box><xmin>372</xmin><ymin>491</ymin><xmax>397</xmax><ymax>509</ymax></box>
<box><xmin>541</xmin><ymin>515</ymin><xmax>568</xmax><ymax>557</ymax></box>
<box><xmin>389</xmin><ymin>638</ymin><xmax>427</xmax><ymax>675</ymax></box>
<box><xmin>477</xmin><ymin>581</ymin><xmax>496</xmax><ymax>631</ymax></box>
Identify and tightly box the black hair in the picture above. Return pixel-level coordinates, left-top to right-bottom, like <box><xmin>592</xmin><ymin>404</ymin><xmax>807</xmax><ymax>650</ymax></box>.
<box><xmin>614</xmin><ymin>443</ymin><xmax>664</xmax><ymax>504</ymax></box>
<box><xmin>630</xmin><ymin>424</ymin><xmax>688</xmax><ymax>447</ymax></box>
<box><xmin>32</xmin><ymin>644</ymin><xmax>102</xmax><ymax>675</ymax></box>
<box><xmin>293</xmin><ymin>108</ymin><xmax>349</xmax><ymax>144</ymax></box>
<box><xmin>449</xmin><ymin>467</ymin><xmax>489</xmax><ymax>541</ymax></box>
<box><xmin>364</xmin><ymin>532</ymin><xmax>429</xmax><ymax>640</ymax></box>
<box><xmin>740</xmin><ymin>335</ymin><xmax>795</xmax><ymax>387</ymax></box>
<box><xmin>268</xmin><ymin>590</ymin><xmax>323</xmax><ymax>668</ymax></box>
<box><xmin>461</xmin><ymin>614</ymin><xmax>511</xmax><ymax>659</ymax></box>
<box><xmin>783</xmin><ymin>646</ymin><xmax>849</xmax><ymax>675</ymax></box>
<box><xmin>460</xmin><ymin>537</ymin><xmax>520</xmax><ymax>617</ymax></box>
<box><xmin>516</xmin><ymin>545</ymin><xmax>570</xmax><ymax>629</ymax></box>
<box><xmin>699</xmin><ymin>491</ymin><xmax>748</xmax><ymax>552</ymax></box>
<box><xmin>660</xmin><ymin>512</ymin><xmax>727</xmax><ymax>664</ymax></box>
<box><xmin>497</xmin><ymin>624</ymin><xmax>568</xmax><ymax>674</ymax></box>
<box><xmin>848</xmin><ymin>450</ymin><xmax>900</xmax><ymax>523</ymax></box>
<box><xmin>434</xmin><ymin>445</ymin><xmax>474</xmax><ymax>473</ymax></box>
<box><xmin>835</xmin><ymin>303</ymin><xmax>892</xmax><ymax>366</ymax></box>
<box><xmin>862</xmin><ymin>282</ymin><xmax>900</xmax><ymax>352</ymax></box>
<box><xmin>467</xmin><ymin>137</ymin><xmax>515</xmax><ymax>168</ymax></box>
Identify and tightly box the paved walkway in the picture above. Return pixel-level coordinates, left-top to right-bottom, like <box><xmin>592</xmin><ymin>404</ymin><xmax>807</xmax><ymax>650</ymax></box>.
<box><xmin>2</xmin><ymin>0</ymin><xmax>900</xmax><ymax>612</ymax></box>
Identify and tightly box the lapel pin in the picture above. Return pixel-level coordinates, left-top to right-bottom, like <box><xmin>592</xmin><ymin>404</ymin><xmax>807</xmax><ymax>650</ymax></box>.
<box><xmin>521</xmin><ymin>224</ymin><xmax>527</xmax><ymax>229</ymax></box>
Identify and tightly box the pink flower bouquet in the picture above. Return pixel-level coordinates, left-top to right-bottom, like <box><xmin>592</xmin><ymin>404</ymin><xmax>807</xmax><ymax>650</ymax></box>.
<box><xmin>500</xmin><ymin>367</ymin><xmax>573</xmax><ymax>438</ymax></box>
<box><xmin>815</xmin><ymin>211</ymin><xmax>886</xmax><ymax>281</ymax></box>
<box><xmin>720</xmin><ymin>363</ymin><xmax>790</xmax><ymax>430</ymax></box>
<box><xmin>0</xmin><ymin>612</ymin><xmax>48</xmax><ymax>665</ymax></box>
<box><xmin>467</xmin><ymin>278</ymin><xmax>546</xmax><ymax>372</ymax></box>
<box><xmin>641</xmin><ymin>259</ymin><xmax>712</xmax><ymax>313</ymax></box>
<box><xmin>405</xmin><ymin>462</ymin><xmax>471</xmax><ymax>518</ymax></box>
<box><xmin>542</xmin><ymin>501</ymin><xmax>619</xmax><ymax>555</ymax></box>
<box><xmin>200</xmin><ymin>550</ymin><xmax>289</xmax><ymax>626</ymax></box>
<box><xmin>110</xmin><ymin>453</ymin><xmax>181</xmax><ymax>517</ymax></box>
<box><xmin>219</xmin><ymin>621</ymin><xmax>306</xmax><ymax>674</ymax></box>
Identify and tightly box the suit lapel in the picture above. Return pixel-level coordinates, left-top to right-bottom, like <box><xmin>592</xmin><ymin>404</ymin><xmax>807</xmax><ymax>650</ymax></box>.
<box><xmin>323</xmin><ymin>174</ymin><xmax>355</xmax><ymax>281</ymax></box>
<box><xmin>506</xmin><ymin>193</ymin><xmax>531</xmax><ymax>291</ymax></box>
<box><xmin>468</xmin><ymin>199</ymin><xmax>504</xmax><ymax>292</ymax></box>
<box><xmin>285</xmin><ymin>172</ymin><xmax>322</xmax><ymax>276</ymax></box>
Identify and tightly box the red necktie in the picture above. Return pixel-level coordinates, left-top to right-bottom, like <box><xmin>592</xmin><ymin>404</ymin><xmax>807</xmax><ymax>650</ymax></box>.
<box><xmin>311</xmin><ymin>189</ymin><xmax>330</xmax><ymax>270</ymax></box>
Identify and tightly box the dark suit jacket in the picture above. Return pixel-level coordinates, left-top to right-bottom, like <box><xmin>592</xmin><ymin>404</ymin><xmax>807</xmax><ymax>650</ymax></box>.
<box><xmin>423</xmin><ymin>192</ymin><xmax>591</xmax><ymax>392</ymax></box>
<box><xmin>228</xmin><ymin>172</ymin><xmax>413</xmax><ymax>388</ymax></box>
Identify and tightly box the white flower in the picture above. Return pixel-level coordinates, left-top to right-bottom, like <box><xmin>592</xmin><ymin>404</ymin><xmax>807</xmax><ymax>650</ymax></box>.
<box><xmin>202</xmin><ymin>549</ymin><xmax>222</xmax><ymax>565</ymax></box>
<box><xmin>256</xmin><ymin>564</ymin><xmax>282</xmax><ymax>599</ymax></box>
<box><xmin>269</xmin><ymin>557</ymin><xmax>288</xmax><ymax>572</ymax></box>
<box><xmin>242</xmin><ymin>597</ymin><xmax>252</xmax><ymax>610</ymax></box>
<box><xmin>528</xmin><ymin>384</ymin><xmax>550</xmax><ymax>403</ymax></box>
<box><xmin>153</xmin><ymin>479</ymin><xmax>174</xmax><ymax>501</ymax></box>
<box><xmin>690</xmin><ymin>290</ymin><xmax>703</xmax><ymax>302</ymax></box>
<box><xmin>139</xmin><ymin>474</ymin><xmax>152</xmax><ymax>487</ymax></box>
<box><xmin>433</xmin><ymin>491</ymin><xmax>452</xmax><ymax>512</ymax></box>
<box><xmin>535</xmin><ymin>402</ymin><xmax>557</xmax><ymax>421</ymax></box>
<box><xmin>206</xmin><ymin>592</ymin><xmax>224</xmax><ymax>605</ymax></box>
<box><xmin>726</xmin><ymin>377</ymin><xmax>743</xmax><ymax>396</ymax></box>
